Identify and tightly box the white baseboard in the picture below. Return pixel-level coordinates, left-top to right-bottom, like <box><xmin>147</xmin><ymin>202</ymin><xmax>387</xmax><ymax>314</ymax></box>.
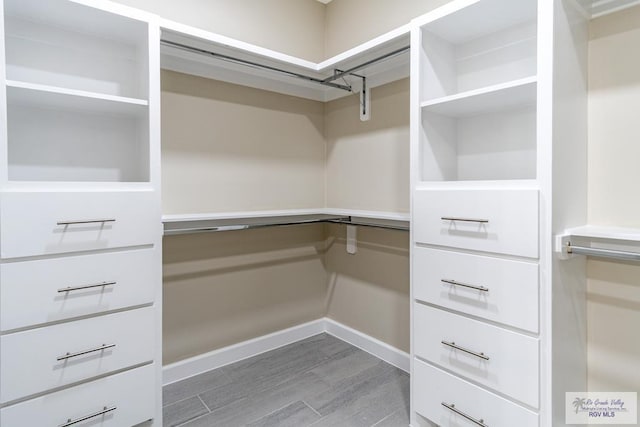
<box><xmin>162</xmin><ymin>318</ymin><xmax>410</xmax><ymax>386</ymax></box>
<box><xmin>163</xmin><ymin>319</ymin><xmax>325</xmax><ymax>385</ymax></box>
<box><xmin>324</xmin><ymin>318</ymin><xmax>410</xmax><ymax>373</ymax></box>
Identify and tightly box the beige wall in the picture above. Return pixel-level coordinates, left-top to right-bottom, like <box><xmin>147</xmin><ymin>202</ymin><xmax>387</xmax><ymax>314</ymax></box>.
<box><xmin>324</xmin><ymin>0</ymin><xmax>449</xmax><ymax>57</ymax></box>
<box><xmin>325</xmin><ymin>224</ymin><xmax>410</xmax><ymax>352</ymax></box>
<box><xmin>325</xmin><ymin>78</ymin><xmax>410</xmax><ymax>213</ymax></box>
<box><xmin>161</xmin><ymin>70</ymin><xmax>325</xmax><ymax>215</ymax></box>
<box><xmin>587</xmin><ymin>6</ymin><xmax>640</xmax><ymax>395</ymax></box>
<box><xmin>112</xmin><ymin>0</ymin><xmax>325</xmax><ymax>61</ymax></box>
<box><xmin>163</xmin><ymin>225</ymin><xmax>327</xmax><ymax>364</ymax></box>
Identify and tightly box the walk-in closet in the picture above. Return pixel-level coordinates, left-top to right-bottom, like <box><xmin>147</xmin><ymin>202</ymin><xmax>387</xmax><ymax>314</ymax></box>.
<box><xmin>0</xmin><ymin>0</ymin><xmax>639</xmax><ymax>426</ymax></box>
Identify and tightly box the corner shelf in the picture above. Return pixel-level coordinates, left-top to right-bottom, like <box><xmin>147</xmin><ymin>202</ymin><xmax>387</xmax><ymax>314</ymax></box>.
<box><xmin>6</xmin><ymin>80</ymin><xmax>148</xmax><ymax>116</ymax></box>
<box><xmin>420</xmin><ymin>77</ymin><xmax>537</xmax><ymax>118</ymax></box>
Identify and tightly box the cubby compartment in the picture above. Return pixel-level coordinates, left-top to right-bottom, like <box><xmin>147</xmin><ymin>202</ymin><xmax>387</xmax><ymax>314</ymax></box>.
<box><xmin>420</xmin><ymin>102</ymin><xmax>536</xmax><ymax>182</ymax></box>
<box><xmin>419</xmin><ymin>0</ymin><xmax>537</xmax><ymax>102</ymax></box>
<box><xmin>3</xmin><ymin>0</ymin><xmax>149</xmax><ymax>99</ymax></box>
<box><xmin>7</xmin><ymin>93</ymin><xmax>149</xmax><ymax>182</ymax></box>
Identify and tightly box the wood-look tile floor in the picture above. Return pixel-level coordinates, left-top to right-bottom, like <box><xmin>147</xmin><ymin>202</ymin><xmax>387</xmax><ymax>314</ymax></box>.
<box><xmin>162</xmin><ymin>333</ymin><xmax>410</xmax><ymax>427</ymax></box>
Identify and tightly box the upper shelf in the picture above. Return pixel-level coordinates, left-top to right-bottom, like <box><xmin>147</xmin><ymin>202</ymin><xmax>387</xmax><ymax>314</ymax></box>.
<box><xmin>582</xmin><ymin>0</ymin><xmax>640</xmax><ymax>18</ymax></box>
<box><xmin>159</xmin><ymin>19</ymin><xmax>410</xmax><ymax>102</ymax></box>
<box><xmin>556</xmin><ymin>225</ymin><xmax>640</xmax><ymax>262</ymax></box>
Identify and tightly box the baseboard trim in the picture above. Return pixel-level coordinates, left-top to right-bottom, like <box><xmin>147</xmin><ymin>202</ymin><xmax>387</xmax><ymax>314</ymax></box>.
<box><xmin>324</xmin><ymin>318</ymin><xmax>410</xmax><ymax>373</ymax></box>
<box><xmin>162</xmin><ymin>318</ymin><xmax>410</xmax><ymax>386</ymax></box>
<box><xmin>163</xmin><ymin>319</ymin><xmax>325</xmax><ymax>385</ymax></box>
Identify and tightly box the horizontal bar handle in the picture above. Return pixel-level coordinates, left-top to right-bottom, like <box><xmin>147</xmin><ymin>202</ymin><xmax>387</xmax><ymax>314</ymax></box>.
<box><xmin>58</xmin><ymin>281</ymin><xmax>116</xmax><ymax>293</ymax></box>
<box><xmin>441</xmin><ymin>217</ymin><xmax>489</xmax><ymax>224</ymax></box>
<box><xmin>57</xmin><ymin>219</ymin><xmax>116</xmax><ymax>226</ymax></box>
<box><xmin>441</xmin><ymin>279</ymin><xmax>489</xmax><ymax>292</ymax></box>
<box><xmin>441</xmin><ymin>402</ymin><xmax>488</xmax><ymax>427</ymax></box>
<box><xmin>567</xmin><ymin>243</ymin><xmax>640</xmax><ymax>261</ymax></box>
<box><xmin>441</xmin><ymin>340</ymin><xmax>489</xmax><ymax>361</ymax></box>
<box><xmin>57</xmin><ymin>344</ymin><xmax>116</xmax><ymax>361</ymax></box>
<box><xmin>60</xmin><ymin>406</ymin><xmax>117</xmax><ymax>427</ymax></box>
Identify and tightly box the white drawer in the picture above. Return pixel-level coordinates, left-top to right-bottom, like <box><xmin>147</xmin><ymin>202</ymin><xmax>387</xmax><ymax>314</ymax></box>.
<box><xmin>1</xmin><ymin>307</ymin><xmax>154</xmax><ymax>403</ymax></box>
<box><xmin>414</xmin><ymin>304</ymin><xmax>539</xmax><ymax>407</ymax></box>
<box><xmin>0</xmin><ymin>364</ymin><xmax>155</xmax><ymax>427</ymax></box>
<box><xmin>1</xmin><ymin>248</ymin><xmax>158</xmax><ymax>331</ymax></box>
<box><xmin>413</xmin><ymin>359</ymin><xmax>538</xmax><ymax>427</ymax></box>
<box><xmin>414</xmin><ymin>188</ymin><xmax>539</xmax><ymax>258</ymax></box>
<box><xmin>0</xmin><ymin>191</ymin><xmax>160</xmax><ymax>259</ymax></box>
<box><xmin>413</xmin><ymin>247</ymin><xmax>539</xmax><ymax>333</ymax></box>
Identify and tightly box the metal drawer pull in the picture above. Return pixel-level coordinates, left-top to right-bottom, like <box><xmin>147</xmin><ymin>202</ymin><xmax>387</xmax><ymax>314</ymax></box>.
<box><xmin>441</xmin><ymin>217</ymin><xmax>489</xmax><ymax>224</ymax></box>
<box><xmin>441</xmin><ymin>340</ymin><xmax>489</xmax><ymax>360</ymax></box>
<box><xmin>57</xmin><ymin>344</ymin><xmax>116</xmax><ymax>361</ymax></box>
<box><xmin>441</xmin><ymin>279</ymin><xmax>489</xmax><ymax>292</ymax></box>
<box><xmin>60</xmin><ymin>406</ymin><xmax>117</xmax><ymax>427</ymax></box>
<box><xmin>441</xmin><ymin>402</ymin><xmax>488</xmax><ymax>427</ymax></box>
<box><xmin>57</xmin><ymin>219</ymin><xmax>116</xmax><ymax>226</ymax></box>
<box><xmin>58</xmin><ymin>281</ymin><xmax>116</xmax><ymax>293</ymax></box>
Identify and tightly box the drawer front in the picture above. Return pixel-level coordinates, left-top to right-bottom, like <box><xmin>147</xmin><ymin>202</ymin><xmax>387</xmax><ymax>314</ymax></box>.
<box><xmin>414</xmin><ymin>188</ymin><xmax>539</xmax><ymax>258</ymax></box>
<box><xmin>0</xmin><ymin>191</ymin><xmax>160</xmax><ymax>259</ymax></box>
<box><xmin>1</xmin><ymin>248</ymin><xmax>158</xmax><ymax>331</ymax></box>
<box><xmin>0</xmin><ymin>307</ymin><xmax>154</xmax><ymax>403</ymax></box>
<box><xmin>414</xmin><ymin>304</ymin><xmax>539</xmax><ymax>407</ymax></box>
<box><xmin>413</xmin><ymin>247</ymin><xmax>539</xmax><ymax>333</ymax></box>
<box><xmin>0</xmin><ymin>364</ymin><xmax>155</xmax><ymax>427</ymax></box>
<box><xmin>413</xmin><ymin>359</ymin><xmax>538</xmax><ymax>427</ymax></box>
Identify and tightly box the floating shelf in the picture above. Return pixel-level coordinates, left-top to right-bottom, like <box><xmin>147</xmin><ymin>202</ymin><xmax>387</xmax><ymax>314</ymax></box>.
<box><xmin>163</xmin><ymin>209</ymin><xmax>410</xmax><ymax>235</ymax></box>
<box><xmin>586</xmin><ymin>0</ymin><xmax>640</xmax><ymax>17</ymax></box>
<box><xmin>160</xmin><ymin>19</ymin><xmax>410</xmax><ymax>102</ymax></box>
<box><xmin>421</xmin><ymin>77</ymin><xmax>537</xmax><ymax>118</ymax></box>
<box><xmin>6</xmin><ymin>80</ymin><xmax>148</xmax><ymax>116</ymax></box>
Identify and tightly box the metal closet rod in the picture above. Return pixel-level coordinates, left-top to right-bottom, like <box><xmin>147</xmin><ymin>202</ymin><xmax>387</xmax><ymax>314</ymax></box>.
<box><xmin>566</xmin><ymin>242</ymin><xmax>640</xmax><ymax>261</ymax></box>
<box><xmin>160</xmin><ymin>39</ymin><xmax>410</xmax><ymax>93</ymax></box>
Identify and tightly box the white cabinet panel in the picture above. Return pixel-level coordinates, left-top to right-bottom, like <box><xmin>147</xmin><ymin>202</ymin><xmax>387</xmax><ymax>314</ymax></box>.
<box><xmin>414</xmin><ymin>304</ymin><xmax>539</xmax><ymax>407</ymax></box>
<box><xmin>0</xmin><ymin>191</ymin><xmax>160</xmax><ymax>259</ymax></box>
<box><xmin>0</xmin><ymin>248</ymin><xmax>158</xmax><ymax>331</ymax></box>
<box><xmin>0</xmin><ymin>307</ymin><xmax>154</xmax><ymax>403</ymax></box>
<box><xmin>0</xmin><ymin>364</ymin><xmax>155</xmax><ymax>427</ymax></box>
<box><xmin>413</xmin><ymin>246</ymin><xmax>539</xmax><ymax>332</ymax></box>
<box><xmin>414</xmin><ymin>188</ymin><xmax>539</xmax><ymax>258</ymax></box>
<box><xmin>413</xmin><ymin>359</ymin><xmax>538</xmax><ymax>427</ymax></box>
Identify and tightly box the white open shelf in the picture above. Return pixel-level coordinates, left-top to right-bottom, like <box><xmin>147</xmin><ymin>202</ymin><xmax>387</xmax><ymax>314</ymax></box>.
<box><xmin>160</xmin><ymin>19</ymin><xmax>410</xmax><ymax>102</ymax></box>
<box><xmin>564</xmin><ymin>225</ymin><xmax>640</xmax><ymax>243</ymax></box>
<box><xmin>420</xmin><ymin>76</ymin><xmax>537</xmax><ymax>117</ymax></box>
<box><xmin>6</xmin><ymin>80</ymin><xmax>148</xmax><ymax>117</ymax></box>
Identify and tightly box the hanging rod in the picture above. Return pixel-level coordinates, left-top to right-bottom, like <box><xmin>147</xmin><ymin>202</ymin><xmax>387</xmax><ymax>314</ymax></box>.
<box><xmin>565</xmin><ymin>242</ymin><xmax>640</xmax><ymax>261</ymax></box>
<box><xmin>163</xmin><ymin>214</ymin><xmax>409</xmax><ymax>236</ymax></box>
<box><xmin>160</xmin><ymin>39</ymin><xmax>410</xmax><ymax>93</ymax></box>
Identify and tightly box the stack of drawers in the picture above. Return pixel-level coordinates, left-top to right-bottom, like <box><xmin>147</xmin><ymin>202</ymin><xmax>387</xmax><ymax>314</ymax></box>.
<box><xmin>0</xmin><ymin>191</ymin><xmax>161</xmax><ymax>426</ymax></box>
<box><xmin>412</xmin><ymin>187</ymin><xmax>540</xmax><ymax>426</ymax></box>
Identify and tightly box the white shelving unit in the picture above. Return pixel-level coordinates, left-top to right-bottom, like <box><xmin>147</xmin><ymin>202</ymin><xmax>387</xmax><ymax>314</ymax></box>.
<box><xmin>410</xmin><ymin>1</ymin><xmax>589</xmax><ymax>427</ymax></box>
<box><xmin>0</xmin><ymin>0</ymin><xmax>162</xmax><ymax>425</ymax></box>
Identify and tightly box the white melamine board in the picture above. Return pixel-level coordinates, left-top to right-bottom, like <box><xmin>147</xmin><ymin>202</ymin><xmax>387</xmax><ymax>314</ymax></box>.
<box><xmin>413</xmin><ymin>360</ymin><xmax>538</xmax><ymax>427</ymax></box>
<box><xmin>6</xmin><ymin>81</ymin><xmax>148</xmax><ymax>116</ymax></box>
<box><xmin>565</xmin><ymin>225</ymin><xmax>640</xmax><ymax>242</ymax></box>
<box><xmin>0</xmin><ymin>307</ymin><xmax>154</xmax><ymax>404</ymax></box>
<box><xmin>421</xmin><ymin>77</ymin><xmax>537</xmax><ymax>117</ymax></box>
<box><xmin>4</xmin><ymin>8</ymin><xmax>148</xmax><ymax>98</ymax></box>
<box><xmin>421</xmin><ymin>105</ymin><xmax>537</xmax><ymax>181</ymax></box>
<box><xmin>416</xmin><ymin>0</ymin><xmax>537</xmax><ymax>44</ymax></box>
<box><xmin>588</xmin><ymin>0</ymin><xmax>640</xmax><ymax>17</ymax></box>
<box><xmin>7</xmin><ymin>103</ymin><xmax>149</xmax><ymax>183</ymax></box>
<box><xmin>4</xmin><ymin>0</ymin><xmax>148</xmax><ymax>43</ymax></box>
<box><xmin>0</xmin><ymin>248</ymin><xmax>157</xmax><ymax>332</ymax></box>
<box><xmin>0</xmin><ymin>365</ymin><xmax>155</xmax><ymax>427</ymax></box>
